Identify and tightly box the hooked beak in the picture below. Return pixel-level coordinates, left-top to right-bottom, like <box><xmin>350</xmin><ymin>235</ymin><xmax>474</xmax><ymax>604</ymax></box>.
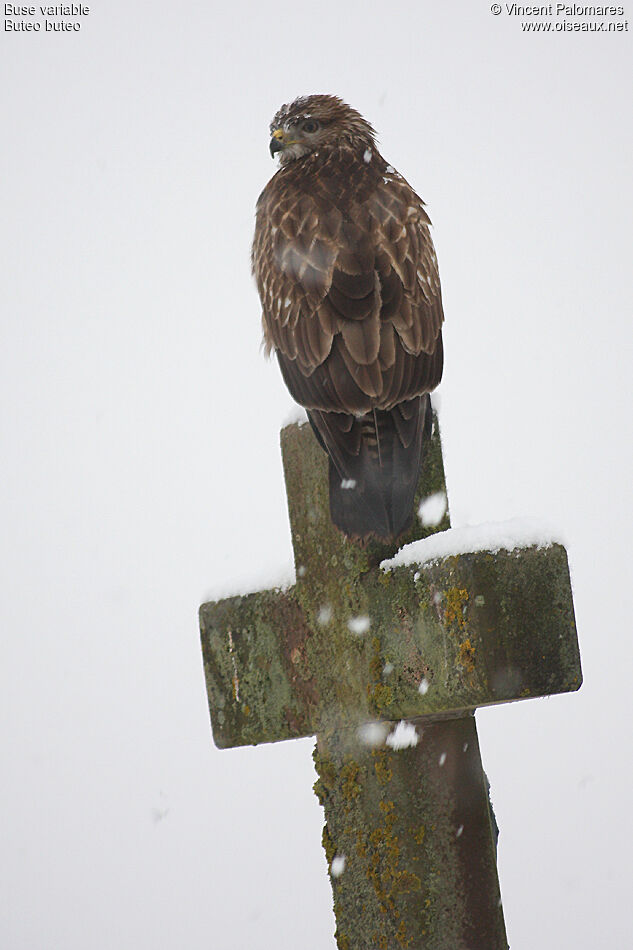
<box><xmin>269</xmin><ymin>128</ymin><xmax>285</xmax><ymax>158</ymax></box>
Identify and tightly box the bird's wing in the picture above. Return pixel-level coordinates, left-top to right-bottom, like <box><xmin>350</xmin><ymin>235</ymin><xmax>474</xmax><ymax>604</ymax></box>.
<box><xmin>252</xmin><ymin>157</ymin><xmax>443</xmax><ymax>415</ymax></box>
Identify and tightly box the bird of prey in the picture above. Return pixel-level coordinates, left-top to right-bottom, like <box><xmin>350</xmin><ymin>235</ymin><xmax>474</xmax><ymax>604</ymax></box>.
<box><xmin>252</xmin><ymin>95</ymin><xmax>444</xmax><ymax>540</ymax></box>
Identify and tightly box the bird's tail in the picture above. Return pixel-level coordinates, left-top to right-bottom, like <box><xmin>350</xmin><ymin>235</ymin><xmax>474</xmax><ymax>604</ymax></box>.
<box><xmin>308</xmin><ymin>394</ymin><xmax>432</xmax><ymax>541</ymax></box>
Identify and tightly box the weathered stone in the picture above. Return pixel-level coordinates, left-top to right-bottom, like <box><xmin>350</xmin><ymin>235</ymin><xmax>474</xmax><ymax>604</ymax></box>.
<box><xmin>200</xmin><ymin>419</ymin><xmax>580</xmax><ymax>749</ymax></box>
<box><xmin>199</xmin><ymin>415</ymin><xmax>581</xmax><ymax>949</ymax></box>
<box><xmin>316</xmin><ymin>716</ymin><xmax>505</xmax><ymax>950</ymax></box>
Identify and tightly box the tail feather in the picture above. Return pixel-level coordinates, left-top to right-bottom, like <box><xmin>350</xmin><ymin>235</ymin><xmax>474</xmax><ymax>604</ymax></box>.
<box><xmin>308</xmin><ymin>395</ymin><xmax>431</xmax><ymax>540</ymax></box>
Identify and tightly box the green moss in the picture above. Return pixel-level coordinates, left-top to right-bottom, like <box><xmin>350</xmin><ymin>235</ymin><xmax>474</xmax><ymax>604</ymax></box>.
<box><xmin>340</xmin><ymin>760</ymin><xmax>363</xmax><ymax>806</ymax></box>
<box><xmin>367</xmin><ymin>636</ymin><xmax>395</xmax><ymax>716</ymax></box>
<box><xmin>369</xmin><ymin>636</ymin><xmax>383</xmax><ymax>682</ymax></box>
<box><xmin>313</xmin><ymin>747</ymin><xmax>337</xmax><ymax>806</ymax></box>
<box><xmin>322</xmin><ymin>824</ymin><xmax>337</xmax><ymax>866</ymax></box>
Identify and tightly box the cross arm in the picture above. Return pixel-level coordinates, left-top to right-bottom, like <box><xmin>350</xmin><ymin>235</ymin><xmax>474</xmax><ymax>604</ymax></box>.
<box><xmin>199</xmin><ymin>586</ymin><xmax>317</xmax><ymax>749</ymax></box>
<box><xmin>200</xmin><ymin>541</ymin><xmax>581</xmax><ymax>749</ymax></box>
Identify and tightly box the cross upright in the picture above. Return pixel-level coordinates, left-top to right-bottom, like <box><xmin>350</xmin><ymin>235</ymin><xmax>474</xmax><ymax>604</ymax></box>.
<box><xmin>199</xmin><ymin>412</ymin><xmax>581</xmax><ymax>949</ymax></box>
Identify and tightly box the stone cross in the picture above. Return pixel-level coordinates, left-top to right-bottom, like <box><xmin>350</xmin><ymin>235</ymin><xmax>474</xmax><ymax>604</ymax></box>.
<box><xmin>199</xmin><ymin>414</ymin><xmax>581</xmax><ymax>949</ymax></box>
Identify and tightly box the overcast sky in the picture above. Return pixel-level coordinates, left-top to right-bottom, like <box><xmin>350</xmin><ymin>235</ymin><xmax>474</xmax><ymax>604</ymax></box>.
<box><xmin>2</xmin><ymin>2</ymin><xmax>632</xmax><ymax>947</ymax></box>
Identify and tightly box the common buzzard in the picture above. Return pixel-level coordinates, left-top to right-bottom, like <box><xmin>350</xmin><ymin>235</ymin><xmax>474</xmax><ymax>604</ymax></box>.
<box><xmin>252</xmin><ymin>95</ymin><xmax>444</xmax><ymax>540</ymax></box>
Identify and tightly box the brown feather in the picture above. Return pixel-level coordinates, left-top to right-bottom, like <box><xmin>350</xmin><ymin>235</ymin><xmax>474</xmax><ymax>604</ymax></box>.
<box><xmin>337</xmin><ymin>336</ymin><xmax>383</xmax><ymax>397</ymax></box>
<box><xmin>331</xmin><ymin>268</ymin><xmax>376</xmax><ymax>299</ymax></box>
<box><xmin>378</xmin><ymin>268</ymin><xmax>403</xmax><ymax>320</ymax></box>
<box><xmin>328</xmin><ymin>284</ymin><xmax>376</xmax><ymax>321</ymax></box>
<box><xmin>378</xmin><ymin>322</ymin><xmax>396</xmax><ymax>371</ymax></box>
<box><xmin>317</xmin><ymin>297</ymin><xmax>340</xmax><ymax>336</ymax></box>
<box><xmin>340</xmin><ymin>314</ymin><xmax>381</xmax><ymax>366</ymax></box>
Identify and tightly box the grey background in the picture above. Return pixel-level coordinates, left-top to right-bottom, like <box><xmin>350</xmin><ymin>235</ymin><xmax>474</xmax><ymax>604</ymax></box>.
<box><xmin>2</xmin><ymin>2</ymin><xmax>631</xmax><ymax>947</ymax></box>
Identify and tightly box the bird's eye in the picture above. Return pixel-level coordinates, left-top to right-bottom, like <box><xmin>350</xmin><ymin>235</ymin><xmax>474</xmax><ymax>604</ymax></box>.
<box><xmin>302</xmin><ymin>119</ymin><xmax>320</xmax><ymax>134</ymax></box>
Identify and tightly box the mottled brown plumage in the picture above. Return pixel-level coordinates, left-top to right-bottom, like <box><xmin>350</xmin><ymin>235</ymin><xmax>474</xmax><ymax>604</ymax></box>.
<box><xmin>252</xmin><ymin>95</ymin><xmax>444</xmax><ymax>539</ymax></box>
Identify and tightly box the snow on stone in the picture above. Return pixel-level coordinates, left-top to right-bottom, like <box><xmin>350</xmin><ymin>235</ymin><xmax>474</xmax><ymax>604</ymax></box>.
<box><xmin>385</xmin><ymin>164</ymin><xmax>395</xmax><ymax>173</ymax></box>
<box><xmin>363</xmin><ymin>148</ymin><xmax>372</xmax><ymax>163</ymax></box>
<box><xmin>381</xmin><ymin>518</ymin><xmax>562</xmax><ymax>572</ymax></box>
<box><xmin>281</xmin><ymin>405</ymin><xmax>309</xmax><ymax>427</ymax></box>
<box><xmin>386</xmin><ymin>721</ymin><xmax>419</xmax><ymax>750</ymax></box>
<box><xmin>418</xmin><ymin>492</ymin><xmax>447</xmax><ymax>528</ymax></box>
<box><xmin>357</xmin><ymin>721</ymin><xmax>389</xmax><ymax>747</ymax></box>
<box><xmin>418</xmin><ymin>677</ymin><xmax>429</xmax><ymax>696</ymax></box>
<box><xmin>347</xmin><ymin>615</ymin><xmax>370</xmax><ymax>635</ymax></box>
<box><xmin>341</xmin><ymin>478</ymin><xmax>357</xmax><ymax>490</ymax></box>
<box><xmin>201</xmin><ymin>558</ymin><xmax>295</xmax><ymax>602</ymax></box>
<box><xmin>331</xmin><ymin>854</ymin><xmax>346</xmax><ymax>877</ymax></box>
<box><xmin>317</xmin><ymin>604</ymin><xmax>333</xmax><ymax>626</ymax></box>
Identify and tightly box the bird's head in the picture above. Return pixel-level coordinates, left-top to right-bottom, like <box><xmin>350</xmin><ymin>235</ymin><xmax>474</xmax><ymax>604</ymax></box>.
<box><xmin>268</xmin><ymin>94</ymin><xmax>376</xmax><ymax>164</ymax></box>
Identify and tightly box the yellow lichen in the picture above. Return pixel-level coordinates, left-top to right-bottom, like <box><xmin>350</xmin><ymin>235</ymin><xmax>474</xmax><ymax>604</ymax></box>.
<box><xmin>413</xmin><ymin>825</ymin><xmax>426</xmax><ymax>845</ymax></box>
<box><xmin>444</xmin><ymin>587</ymin><xmax>469</xmax><ymax>627</ymax></box>
<box><xmin>458</xmin><ymin>637</ymin><xmax>476</xmax><ymax>672</ymax></box>
<box><xmin>396</xmin><ymin>919</ymin><xmax>411</xmax><ymax>947</ymax></box>
<box><xmin>373</xmin><ymin>752</ymin><xmax>393</xmax><ymax>785</ymax></box>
